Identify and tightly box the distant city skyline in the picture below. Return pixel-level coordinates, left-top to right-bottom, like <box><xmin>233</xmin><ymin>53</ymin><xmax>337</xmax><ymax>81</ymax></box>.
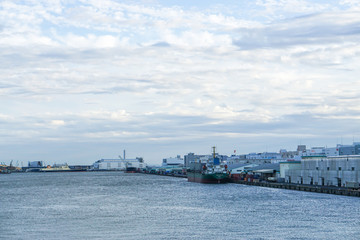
<box><xmin>1</xmin><ymin>0</ymin><xmax>360</xmax><ymax>165</ymax></box>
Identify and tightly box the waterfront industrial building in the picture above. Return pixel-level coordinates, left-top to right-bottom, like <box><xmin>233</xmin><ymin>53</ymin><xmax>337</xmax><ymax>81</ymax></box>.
<box><xmin>182</xmin><ymin>143</ymin><xmax>360</xmax><ymax>188</ymax></box>
<box><xmin>162</xmin><ymin>155</ymin><xmax>184</xmax><ymax>167</ymax></box>
<box><xmin>93</xmin><ymin>158</ymin><xmax>146</xmax><ymax>171</ymax></box>
<box><xmin>93</xmin><ymin>159</ymin><xmax>125</xmax><ymax>170</ymax></box>
<box><xmin>282</xmin><ymin>156</ymin><xmax>360</xmax><ymax>187</ymax></box>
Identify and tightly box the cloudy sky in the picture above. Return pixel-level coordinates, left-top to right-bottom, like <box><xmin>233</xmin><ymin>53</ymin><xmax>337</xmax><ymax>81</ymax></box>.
<box><xmin>1</xmin><ymin>0</ymin><xmax>360</xmax><ymax>165</ymax></box>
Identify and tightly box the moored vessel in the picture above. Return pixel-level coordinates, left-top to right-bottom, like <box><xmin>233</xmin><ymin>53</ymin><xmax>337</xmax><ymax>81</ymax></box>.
<box><xmin>125</xmin><ymin>166</ymin><xmax>138</xmax><ymax>173</ymax></box>
<box><xmin>123</xmin><ymin>155</ymin><xmax>145</xmax><ymax>173</ymax></box>
<box><xmin>0</xmin><ymin>169</ymin><xmax>11</xmax><ymax>174</ymax></box>
<box><xmin>187</xmin><ymin>147</ymin><xmax>229</xmax><ymax>184</ymax></box>
<box><xmin>39</xmin><ymin>164</ymin><xmax>72</xmax><ymax>172</ymax></box>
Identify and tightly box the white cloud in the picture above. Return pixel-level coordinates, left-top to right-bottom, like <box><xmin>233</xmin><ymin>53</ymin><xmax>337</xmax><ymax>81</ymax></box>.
<box><xmin>340</xmin><ymin>0</ymin><xmax>360</xmax><ymax>9</ymax></box>
<box><xmin>0</xmin><ymin>114</ymin><xmax>13</xmax><ymax>121</ymax></box>
<box><xmin>255</xmin><ymin>0</ymin><xmax>333</xmax><ymax>20</ymax></box>
<box><xmin>164</xmin><ymin>30</ymin><xmax>233</xmax><ymax>49</ymax></box>
<box><xmin>60</xmin><ymin>33</ymin><xmax>122</xmax><ymax>49</ymax></box>
<box><xmin>1</xmin><ymin>0</ymin><xmax>360</xmax><ymax>164</ymax></box>
<box><xmin>50</xmin><ymin>120</ymin><xmax>66</xmax><ymax>126</ymax></box>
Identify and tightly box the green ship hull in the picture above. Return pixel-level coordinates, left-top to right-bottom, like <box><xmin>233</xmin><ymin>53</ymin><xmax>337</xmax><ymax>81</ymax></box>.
<box><xmin>187</xmin><ymin>171</ymin><xmax>229</xmax><ymax>184</ymax></box>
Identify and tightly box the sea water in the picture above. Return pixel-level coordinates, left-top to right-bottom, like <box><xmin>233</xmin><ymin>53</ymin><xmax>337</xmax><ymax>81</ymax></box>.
<box><xmin>1</xmin><ymin>172</ymin><xmax>359</xmax><ymax>240</ymax></box>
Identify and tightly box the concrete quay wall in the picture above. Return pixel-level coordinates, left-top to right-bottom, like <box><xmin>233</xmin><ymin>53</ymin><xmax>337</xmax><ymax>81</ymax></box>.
<box><xmin>232</xmin><ymin>180</ymin><xmax>360</xmax><ymax>197</ymax></box>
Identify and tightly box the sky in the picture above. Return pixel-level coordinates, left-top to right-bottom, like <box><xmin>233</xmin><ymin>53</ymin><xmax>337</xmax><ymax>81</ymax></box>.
<box><xmin>1</xmin><ymin>0</ymin><xmax>360</xmax><ymax>166</ymax></box>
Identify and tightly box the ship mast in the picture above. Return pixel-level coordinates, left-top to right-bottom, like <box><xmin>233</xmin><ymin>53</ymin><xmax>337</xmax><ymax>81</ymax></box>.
<box><xmin>212</xmin><ymin>146</ymin><xmax>216</xmax><ymax>159</ymax></box>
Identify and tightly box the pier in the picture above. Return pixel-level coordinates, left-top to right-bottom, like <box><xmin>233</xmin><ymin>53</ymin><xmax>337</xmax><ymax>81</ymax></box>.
<box><xmin>231</xmin><ymin>179</ymin><xmax>360</xmax><ymax>197</ymax></box>
<box><xmin>142</xmin><ymin>170</ymin><xmax>360</xmax><ymax>197</ymax></box>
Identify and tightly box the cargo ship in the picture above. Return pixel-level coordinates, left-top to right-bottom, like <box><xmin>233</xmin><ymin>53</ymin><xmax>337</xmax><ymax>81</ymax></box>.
<box><xmin>187</xmin><ymin>147</ymin><xmax>229</xmax><ymax>184</ymax></box>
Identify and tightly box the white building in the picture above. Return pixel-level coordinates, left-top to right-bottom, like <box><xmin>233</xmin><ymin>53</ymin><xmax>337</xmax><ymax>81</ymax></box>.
<box><xmin>93</xmin><ymin>159</ymin><xmax>124</xmax><ymax>170</ymax></box>
<box><xmin>226</xmin><ymin>155</ymin><xmax>249</xmax><ymax>164</ymax></box>
<box><xmin>162</xmin><ymin>155</ymin><xmax>184</xmax><ymax>167</ymax></box>
<box><xmin>279</xmin><ymin>161</ymin><xmax>302</xmax><ymax>179</ymax></box>
<box><xmin>230</xmin><ymin>164</ymin><xmax>259</xmax><ymax>174</ymax></box>
<box><xmin>94</xmin><ymin>157</ymin><xmax>145</xmax><ymax>170</ymax></box>
<box><xmin>324</xmin><ymin>147</ymin><xmax>339</xmax><ymax>156</ymax></box>
<box><xmin>246</xmin><ymin>152</ymin><xmax>283</xmax><ymax>161</ymax></box>
<box><xmin>28</xmin><ymin>161</ymin><xmax>44</xmax><ymax>168</ymax></box>
<box><xmin>302</xmin><ymin>147</ymin><xmax>325</xmax><ymax>156</ymax></box>
<box><xmin>284</xmin><ymin>156</ymin><xmax>360</xmax><ymax>187</ymax></box>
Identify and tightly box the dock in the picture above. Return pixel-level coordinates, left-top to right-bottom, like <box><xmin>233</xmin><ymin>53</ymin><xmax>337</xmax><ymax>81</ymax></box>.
<box><xmin>143</xmin><ymin>169</ymin><xmax>360</xmax><ymax>197</ymax></box>
<box><xmin>231</xmin><ymin>179</ymin><xmax>360</xmax><ymax>197</ymax></box>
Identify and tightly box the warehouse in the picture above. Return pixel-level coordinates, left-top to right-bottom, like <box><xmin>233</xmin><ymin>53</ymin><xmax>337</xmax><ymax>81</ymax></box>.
<box><xmin>284</xmin><ymin>156</ymin><xmax>360</xmax><ymax>187</ymax></box>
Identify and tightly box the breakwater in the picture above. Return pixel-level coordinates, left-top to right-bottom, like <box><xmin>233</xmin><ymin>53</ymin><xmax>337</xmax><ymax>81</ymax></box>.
<box><xmin>231</xmin><ymin>179</ymin><xmax>360</xmax><ymax>197</ymax></box>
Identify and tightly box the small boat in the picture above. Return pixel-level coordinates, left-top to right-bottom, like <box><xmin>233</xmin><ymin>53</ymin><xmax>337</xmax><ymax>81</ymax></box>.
<box><xmin>0</xmin><ymin>169</ymin><xmax>11</xmax><ymax>174</ymax></box>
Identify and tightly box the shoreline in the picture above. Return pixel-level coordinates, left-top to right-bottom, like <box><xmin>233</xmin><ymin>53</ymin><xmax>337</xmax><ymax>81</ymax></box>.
<box><xmin>231</xmin><ymin>179</ymin><xmax>360</xmax><ymax>197</ymax></box>
<box><xmin>142</xmin><ymin>171</ymin><xmax>360</xmax><ymax>197</ymax></box>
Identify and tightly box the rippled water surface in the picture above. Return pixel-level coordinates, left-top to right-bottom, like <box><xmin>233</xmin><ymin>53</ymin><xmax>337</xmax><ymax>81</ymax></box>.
<box><xmin>1</xmin><ymin>172</ymin><xmax>360</xmax><ymax>239</ymax></box>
